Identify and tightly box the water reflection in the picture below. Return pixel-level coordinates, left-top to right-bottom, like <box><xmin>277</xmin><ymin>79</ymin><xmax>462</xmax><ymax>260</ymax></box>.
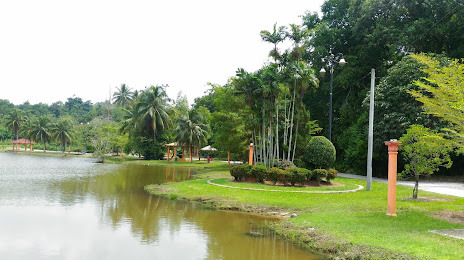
<box><xmin>0</xmin><ymin>153</ymin><xmax>318</xmax><ymax>259</ymax></box>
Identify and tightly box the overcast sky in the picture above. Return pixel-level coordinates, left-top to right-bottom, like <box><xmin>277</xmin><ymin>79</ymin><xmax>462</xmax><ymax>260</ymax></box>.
<box><xmin>0</xmin><ymin>0</ymin><xmax>325</xmax><ymax>105</ymax></box>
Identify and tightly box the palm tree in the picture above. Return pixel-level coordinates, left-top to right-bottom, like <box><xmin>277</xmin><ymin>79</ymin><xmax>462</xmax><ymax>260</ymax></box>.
<box><xmin>20</xmin><ymin>118</ymin><xmax>34</xmax><ymax>143</ymax></box>
<box><xmin>31</xmin><ymin>116</ymin><xmax>52</xmax><ymax>152</ymax></box>
<box><xmin>5</xmin><ymin>109</ymin><xmax>26</xmax><ymax>140</ymax></box>
<box><xmin>113</xmin><ymin>84</ymin><xmax>134</xmax><ymax>107</ymax></box>
<box><xmin>260</xmin><ymin>23</ymin><xmax>287</xmax><ymax>62</ymax></box>
<box><xmin>135</xmin><ymin>85</ymin><xmax>172</xmax><ymax>142</ymax></box>
<box><xmin>175</xmin><ymin>110</ymin><xmax>207</xmax><ymax>162</ymax></box>
<box><xmin>175</xmin><ymin>114</ymin><xmax>207</xmax><ymax>163</ymax></box>
<box><xmin>52</xmin><ymin>117</ymin><xmax>74</xmax><ymax>153</ymax></box>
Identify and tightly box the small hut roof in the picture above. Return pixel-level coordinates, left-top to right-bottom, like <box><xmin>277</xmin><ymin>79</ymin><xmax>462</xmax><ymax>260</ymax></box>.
<box><xmin>11</xmin><ymin>139</ymin><xmax>36</xmax><ymax>144</ymax></box>
<box><xmin>201</xmin><ymin>145</ymin><xmax>217</xmax><ymax>151</ymax></box>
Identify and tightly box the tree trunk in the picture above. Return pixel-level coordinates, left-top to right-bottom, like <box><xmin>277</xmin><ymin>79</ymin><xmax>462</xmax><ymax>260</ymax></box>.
<box><xmin>413</xmin><ymin>175</ymin><xmax>419</xmax><ymax>199</ymax></box>
<box><xmin>275</xmin><ymin>99</ymin><xmax>279</xmax><ymax>162</ymax></box>
<box><xmin>287</xmin><ymin>88</ymin><xmax>296</xmax><ymax>160</ymax></box>
<box><xmin>189</xmin><ymin>146</ymin><xmax>192</xmax><ymax>163</ymax></box>
<box><xmin>227</xmin><ymin>150</ymin><xmax>230</xmax><ymax>165</ymax></box>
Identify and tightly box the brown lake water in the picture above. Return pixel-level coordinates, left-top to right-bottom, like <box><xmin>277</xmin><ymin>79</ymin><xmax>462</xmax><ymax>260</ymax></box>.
<box><xmin>0</xmin><ymin>153</ymin><xmax>321</xmax><ymax>259</ymax></box>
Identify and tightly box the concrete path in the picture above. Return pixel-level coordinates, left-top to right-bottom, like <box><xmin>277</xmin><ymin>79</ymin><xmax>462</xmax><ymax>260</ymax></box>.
<box><xmin>339</xmin><ymin>173</ymin><xmax>464</xmax><ymax>198</ymax></box>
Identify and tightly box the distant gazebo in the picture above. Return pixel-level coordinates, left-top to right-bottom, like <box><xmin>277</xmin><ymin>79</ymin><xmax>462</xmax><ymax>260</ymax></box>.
<box><xmin>11</xmin><ymin>139</ymin><xmax>36</xmax><ymax>151</ymax></box>
<box><xmin>165</xmin><ymin>142</ymin><xmax>187</xmax><ymax>162</ymax></box>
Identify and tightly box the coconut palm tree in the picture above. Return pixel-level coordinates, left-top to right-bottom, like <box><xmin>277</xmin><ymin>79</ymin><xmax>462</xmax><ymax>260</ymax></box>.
<box><xmin>175</xmin><ymin>114</ymin><xmax>207</xmax><ymax>163</ymax></box>
<box><xmin>5</xmin><ymin>109</ymin><xmax>26</xmax><ymax>140</ymax></box>
<box><xmin>113</xmin><ymin>84</ymin><xmax>134</xmax><ymax>107</ymax></box>
<box><xmin>52</xmin><ymin>117</ymin><xmax>74</xmax><ymax>153</ymax></box>
<box><xmin>31</xmin><ymin>116</ymin><xmax>52</xmax><ymax>152</ymax></box>
<box><xmin>134</xmin><ymin>85</ymin><xmax>172</xmax><ymax>142</ymax></box>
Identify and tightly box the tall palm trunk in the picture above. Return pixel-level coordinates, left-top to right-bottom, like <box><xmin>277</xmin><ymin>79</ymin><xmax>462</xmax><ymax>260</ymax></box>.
<box><xmin>275</xmin><ymin>99</ymin><xmax>279</xmax><ymax>162</ymax></box>
<box><xmin>287</xmin><ymin>87</ymin><xmax>296</xmax><ymax>161</ymax></box>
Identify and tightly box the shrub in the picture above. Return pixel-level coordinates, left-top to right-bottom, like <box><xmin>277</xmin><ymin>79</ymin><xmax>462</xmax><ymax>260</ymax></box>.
<box><xmin>304</xmin><ymin>136</ymin><xmax>336</xmax><ymax>169</ymax></box>
<box><xmin>282</xmin><ymin>167</ymin><xmax>310</xmax><ymax>186</ymax></box>
<box><xmin>230</xmin><ymin>165</ymin><xmax>241</xmax><ymax>180</ymax></box>
<box><xmin>274</xmin><ymin>160</ymin><xmax>296</xmax><ymax>170</ymax></box>
<box><xmin>293</xmin><ymin>158</ymin><xmax>306</xmax><ymax>168</ymax></box>
<box><xmin>327</xmin><ymin>168</ymin><xmax>338</xmax><ymax>183</ymax></box>
<box><xmin>312</xmin><ymin>169</ymin><xmax>328</xmax><ymax>184</ymax></box>
<box><xmin>297</xmin><ymin>168</ymin><xmax>311</xmax><ymax>185</ymax></box>
<box><xmin>266</xmin><ymin>167</ymin><xmax>283</xmax><ymax>185</ymax></box>
<box><xmin>251</xmin><ymin>165</ymin><xmax>267</xmax><ymax>183</ymax></box>
<box><xmin>283</xmin><ymin>168</ymin><xmax>297</xmax><ymax>186</ymax></box>
<box><xmin>230</xmin><ymin>164</ymin><xmax>252</xmax><ymax>181</ymax></box>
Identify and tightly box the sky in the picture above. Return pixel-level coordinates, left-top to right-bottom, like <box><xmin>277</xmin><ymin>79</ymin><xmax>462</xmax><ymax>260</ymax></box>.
<box><xmin>0</xmin><ymin>0</ymin><xmax>325</xmax><ymax>105</ymax></box>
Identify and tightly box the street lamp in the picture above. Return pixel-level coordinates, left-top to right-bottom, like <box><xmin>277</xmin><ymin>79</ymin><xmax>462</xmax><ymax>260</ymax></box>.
<box><xmin>319</xmin><ymin>50</ymin><xmax>346</xmax><ymax>142</ymax></box>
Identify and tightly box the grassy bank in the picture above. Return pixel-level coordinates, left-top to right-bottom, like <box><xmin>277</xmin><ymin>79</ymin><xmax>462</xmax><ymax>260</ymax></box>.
<box><xmin>144</xmin><ymin>161</ymin><xmax>464</xmax><ymax>259</ymax></box>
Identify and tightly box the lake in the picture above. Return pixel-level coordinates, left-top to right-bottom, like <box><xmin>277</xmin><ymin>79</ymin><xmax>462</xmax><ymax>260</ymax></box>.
<box><xmin>0</xmin><ymin>152</ymin><xmax>320</xmax><ymax>259</ymax></box>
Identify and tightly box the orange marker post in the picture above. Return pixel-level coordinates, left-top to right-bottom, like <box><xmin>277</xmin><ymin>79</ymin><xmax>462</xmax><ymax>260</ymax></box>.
<box><xmin>385</xmin><ymin>140</ymin><xmax>402</xmax><ymax>217</ymax></box>
<box><xmin>248</xmin><ymin>143</ymin><xmax>254</xmax><ymax>165</ymax></box>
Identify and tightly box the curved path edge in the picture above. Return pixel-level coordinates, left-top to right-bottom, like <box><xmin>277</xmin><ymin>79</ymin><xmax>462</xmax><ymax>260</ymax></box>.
<box><xmin>207</xmin><ymin>179</ymin><xmax>364</xmax><ymax>194</ymax></box>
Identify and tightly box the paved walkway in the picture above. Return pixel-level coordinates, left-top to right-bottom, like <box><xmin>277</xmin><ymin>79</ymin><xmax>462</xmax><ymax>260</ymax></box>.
<box><xmin>339</xmin><ymin>173</ymin><xmax>464</xmax><ymax>198</ymax></box>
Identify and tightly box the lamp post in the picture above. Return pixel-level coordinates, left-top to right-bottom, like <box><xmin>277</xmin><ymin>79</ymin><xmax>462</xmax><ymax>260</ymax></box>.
<box><xmin>319</xmin><ymin>50</ymin><xmax>347</xmax><ymax>142</ymax></box>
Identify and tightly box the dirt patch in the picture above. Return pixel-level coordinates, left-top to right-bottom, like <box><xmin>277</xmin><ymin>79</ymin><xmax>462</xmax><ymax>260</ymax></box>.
<box><xmin>432</xmin><ymin>210</ymin><xmax>464</xmax><ymax>225</ymax></box>
<box><xmin>400</xmin><ymin>196</ymin><xmax>456</xmax><ymax>202</ymax></box>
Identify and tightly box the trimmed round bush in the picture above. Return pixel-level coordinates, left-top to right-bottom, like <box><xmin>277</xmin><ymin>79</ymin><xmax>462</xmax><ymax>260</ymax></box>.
<box><xmin>230</xmin><ymin>164</ymin><xmax>252</xmax><ymax>181</ymax></box>
<box><xmin>230</xmin><ymin>165</ymin><xmax>241</xmax><ymax>180</ymax></box>
<box><xmin>274</xmin><ymin>160</ymin><xmax>296</xmax><ymax>170</ymax></box>
<box><xmin>312</xmin><ymin>169</ymin><xmax>328</xmax><ymax>184</ymax></box>
<box><xmin>304</xmin><ymin>136</ymin><xmax>336</xmax><ymax>169</ymax></box>
<box><xmin>266</xmin><ymin>167</ymin><xmax>283</xmax><ymax>185</ymax></box>
<box><xmin>327</xmin><ymin>168</ymin><xmax>338</xmax><ymax>183</ymax></box>
<box><xmin>251</xmin><ymin>165</ymin><xmax>267</xmax><ymax>183</ymax></box>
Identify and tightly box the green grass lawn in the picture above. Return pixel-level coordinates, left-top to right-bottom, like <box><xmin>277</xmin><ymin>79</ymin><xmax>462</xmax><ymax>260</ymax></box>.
<box><xmin>144</xmin><ymin>161</ymin><xmax>464</xmax><ymax>259</ymax></box>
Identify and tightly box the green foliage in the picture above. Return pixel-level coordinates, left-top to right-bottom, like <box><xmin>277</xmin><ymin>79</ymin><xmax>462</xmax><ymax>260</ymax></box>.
<box><xmin>312</xmin><ymin>169</ymin><xmax>328</xmax><ymax>184</ymax></box>
<box><xmin>250</xmin><ymin>165</ymin><xmax>267</xmax><ymax>183</ymax></box>
<box><xmin>230</xmin><ymin>164</ymin><xmax>253</xmax><ymax>181</ymax></box>
<box><xmin>304</xmin><ymin>136</ymin><xmax>336</xmax><ymax>169</ymax></box>
<box><xmin>399</xmin><ymin>125</ymin><xmax>452</xmax><ymax>198</ymax></box>
<box><xmin>327</xmin><ymin>168</ymin><xmax>338</xmax><ymax>183</ymax></box>
<box><xmin>112</xmin><ymin>84</ymin><xmax>134</xmax><ymax>107</ymax></box>
<box><xmin>409</xmin><ymin>53</ymin><xmax>464</xmax><ymax>154</ymax></box>
<box><xmin>274</xmin><ymin>160</ymin><xmax>296</xmax><ymax>170</ymax></box>
<box><xmin>266</xmin><ymin>167</ymin><xmax>284</xmax><ymax>185</ymax></box>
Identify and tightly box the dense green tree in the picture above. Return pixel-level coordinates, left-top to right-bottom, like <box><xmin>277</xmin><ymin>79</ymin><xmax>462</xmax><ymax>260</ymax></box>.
<box><xmin>399</xmin><ymin>125</ymin><xmax>452</xmax><ymax>199</ymax></box>
<box><xmin>409</xmin><ymin>53</ymin><xmax>464</xmax><ymax>153</ymax></box>
<box><xmin>211</xmin><ymin>85</ymin><xmax>248</xmax><ymax>164</ymax></box>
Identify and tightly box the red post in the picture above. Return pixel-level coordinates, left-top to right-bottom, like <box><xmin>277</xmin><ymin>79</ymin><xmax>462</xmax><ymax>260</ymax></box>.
<box><xmin>385</xmin><ymin>140</ymin><xmax>402</xmax><ymax>217</ymax></box>
<box><xmin>248</xmin><ymin>143</ymin><xmax>254</xmax><ymax>165</ymax></box>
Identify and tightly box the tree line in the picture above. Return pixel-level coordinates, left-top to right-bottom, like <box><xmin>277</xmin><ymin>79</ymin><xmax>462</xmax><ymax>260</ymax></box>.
<box><xmin>2</xmin><ymin>0</ymin><xmax>463</xmax><ymax>178</ymax></box>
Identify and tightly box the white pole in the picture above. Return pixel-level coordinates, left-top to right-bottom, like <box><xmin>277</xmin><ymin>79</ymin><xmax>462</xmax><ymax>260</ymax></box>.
<box><xmin>367</xmin><ymin>68</ymin><xmax>375</xmax><ymax>191</ymax></box>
